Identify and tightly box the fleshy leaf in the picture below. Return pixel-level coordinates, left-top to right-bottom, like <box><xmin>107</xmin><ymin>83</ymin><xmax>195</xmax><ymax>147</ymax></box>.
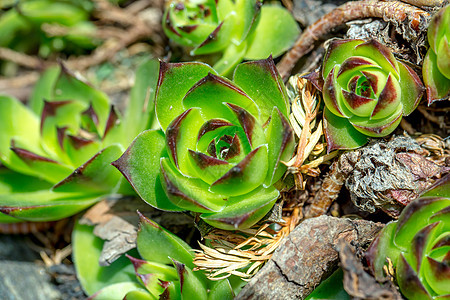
<box><xmin>244</xmin><ymin>5</ymin><xmax>300</xmax><ymax>60</ymax></box>
<box><xmin>349</xmin><ymin>104</ymin><xmax>402</xmax><ymax>137</ymax></box>
<box><xmin>201</xmin><ymin>185</ymin><xmax>279</xmax><ymax>230</ymax></box>
<box><xmin>213</xmin><ymin>42</ymin><xmax>247</xmax><ymax>76</ymax></box>
<box><xmin>136</xmin><ymin>212</ymin><xmax>195</xmax><ymax>269</ymax></box>
<box><xmin>182</xmin><ymin>73</ymin><xmax>260</xmax><ymax>122</ymax></box>
<box><xmin>323</xmin><ymin>107</ymin><xmax>368</xmax><ymax>153</ymax></box>
<box><xmin>53</xmin><ymin>144</ymin><xmax>125</xmax><ymax>194</ymax></box>
<box><xmin>172</xmin><ymin>259</ymin><xmax>208</xmax><ymax>300</ymax></box>
<box><xmin>187</xmin><ymin>150</ymin><xmax>231</xmax><ymax>185</ymax></box>
<box><xmin>234</xmin><ymin>0</ymin><xmax>261</xmax><ymax>42</ymax></box>
<box><xmin>208</xmin><ymin>280</ymin><xmax>235</xmax><ymax>300</ymax></box>
<box><xmin>396</xmin><ymin>254</ymin><xmax>432</xmax><ymax>299</ymax></box>
<box><xmin>423</xmin><ymin>50</ymin><xmax>450</xmax><ymax>104</ymax></box>
<box><xmin>353</xmin><ymin>39</ymin><xmax>399</xmax><ymax>77</ymax></box>
<box><xmin>122</xmin><ymin>289</ymin><xmax>156</xmax><ymax>300</ymax></box>
<box><xmin>233</xmin><ymin>57</ymin><xmax>289</xmax><ymax>124</ymax></box>
<box><xmin>264</xmin><ymin>107</ymin><xmax>295</xmax><ymax>186</ymax></box>
<box><xmin>112</xmin><ymin>130</ymin><xmax>178</xmax><ymax>211</ymax></box>
<box><xmin>322</xmin><ymin>39</ymin><xmax>363</xmax><ymax>79</ymax></box>
<box><xmin>397</xmin><ymin>61</ymin><xmax>424</xmax><ymax>115</ymax></box>
<box><xmin>160</xmin><ymin>157</ymin><xmax>227</xmax><ymax>212</ymax></box>
<box><xmin>88</xmin><ymin>283</ymin><xmax>144</xmax><ymax>300</ymax></box>
<box><xmin>191</xmin><ymin>15</ymin><xmax>236</xmax><ymax>55</ymax></box>
<box><xmin>155</xmin><ymin>61</ymin><xmax>217</xmax><ymax>131</ymax></box>
<box><xmin>72</xmin><ymin>222</ymin><xmax>138</xmax><ymax>296</ymax></box>
<box><xmin>209</xmin><ymin>145</ymin><xmax>268</xmax><ymax>197</ymax></box>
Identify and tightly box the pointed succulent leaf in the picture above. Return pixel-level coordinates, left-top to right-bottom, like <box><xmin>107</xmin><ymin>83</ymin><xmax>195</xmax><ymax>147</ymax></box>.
<box><xmin>209</xmin><ymin>145</ymin><xmax>268</xmax><ymax>196</ymax></box>
<box><xmin>244</xmin><ymin>5</ymin><xmax>300</xmax><ymax>60</ymax></box>
<box><xmin>264</xmin><ymin>107</ymin><xmax>295</xmax><ymax>186</ymax></box>
<box><xmin>322</xmin><ymin>39</ymin><xmax>364</xmax><ymax>79</ymax></box>
<box><xmin>182</xmin><ymin>73</ymin><xmax>260</xmax><ymax>122</ymax></box>
<box><xmin>213</xmin><ymin>42</ymin><xmax>247</xmax><ymax>76</ymax></box>
<box><xmin>208</xmin><ymin>279</ymin><xmax>235</xmax><ymax>300</ymax></box>
<box><xmin>349</xmin><ymin>104</ymin><xmax>403</xmax><ymax>137</ymax></box>
<box><xmin>191</xmin><ymin>15</ymin><xmax>236</xmax><ymax>56</ymax></box>
<box><xmin>201</xmin><ymin>185</ymin><xmax>279</xmax><ymax>230</ymax></box>
<box><xmin>88</xmin><ymin>283</ymin><xmax>145</xmax><ymax>300</ymax></box>
<box><xmin>136</xmin><ymin>212</ymin><xmax>195</xmax><ymax>269</ymax></box>
<box><xmin>160</xmin><ymin>157</ymin><xmax>227</xmax><ymax>212</ymax></box>
<box><xmin>397</xmin><ymin>62</ymin><xmax>424</xmax><ymax>115</ymax></box>
<box><xmin>0</xmin><ymin>191</ymin><xmax>100</xmax><ymax>222</ymax></box>
<box><xmin>123</xmin><ymin>289</ymin><xmax>157</xmax><ymax>300</ymax></box>
<box><xmin>29</xmin><ymin>66</ymin><xmax>60</xmax><ymax>114</ymax></box>
<box><xmin>72</xmin><ymin>222</ymin><xmax>138</xmax><ymax>296</ymax></box>
<box><xmin>127</xmin><ymin>255</ymin><xmax>178</xmax><ymax>282</ymax></box>
<box><xmin>0</xmin><ymin>95</ymin><xmax>42</xmax><ymax>169</ymax></box>
<box><xmin>233</xmin><ymin>57</ymin><xmax>290</xmax><ymax>123</ymax></box>
<box><xmin>396</xmin><ymin>254</ymin><xmax>432</xmax><ymax>299</ymax></box>
<box><xmin>112</xmin><ymin>130</ymin><xmax>178</xmax><ymax>211</ymax></box>
<box><xmin>155</xmin><ymin>61</ymin><xmax>217</xmax><ymax>131</ymax></box>
<box><xmin>423</xmin><ymin>5</ymin><xmax>450</xmax><ymax>104</ymax></box>
<box><xmin>171</xmin><ymin>259</ymin><xmax>208</xmax><ymax>300</ymax></box>
<box><xmin>53</xmin><ymin>144</ymin><xmax>125</xmax><ymax>194</ymax></box>
<box><xmin>123</xmin><ymin>59</ymin><xmax>160</xmax><ymax>144</ymax></box>
<box><xmin>323</xmin><ymin>107</ymin><xmax>368</xmax><ymax>153</ymax></box>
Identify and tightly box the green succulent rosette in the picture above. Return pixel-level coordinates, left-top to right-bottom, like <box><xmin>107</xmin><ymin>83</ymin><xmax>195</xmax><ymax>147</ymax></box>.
<box><xmin>163</xmin><ymin>0</ymin><xmax>300</xmax><ymax>75</ymax></box>
<box><xmin>366</xmin><ymin>174</ymin><xmax>450</xmax><ymax>299</ymax></box>
<box><xmin>0</xmin><ymin>60</ymin><xmax>160</xmax><ymax>223</ymax></box>
<box><xmin>74</xmin><ymin>212</ymin><xmax>239</xmax><ymax>299</ymax></box>
<box><xmin>113</xmin><ymin>57</ymin><xmax>295</xmax><ymax>230</ymax></box>
<box><xmin>423</xmin><ymin>5</ymin><xmax>450</xmax><ymax>104</ymax></box>
<box><xmin>318</xmin><ymin>39</ymin><xmax>424</xmax><ymax>152</ymax></box>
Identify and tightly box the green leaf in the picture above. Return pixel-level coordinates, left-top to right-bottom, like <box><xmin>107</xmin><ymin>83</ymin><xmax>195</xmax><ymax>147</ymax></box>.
<box><xmin>233</xmin><ymin>57</ymin><xmax>289</xmax><ymax>124</ymax></box>
<box><xmin>155</xmin><ymin>61</ymin><xmax>217</xmax><ymax>131</ymax></box>
<box><xmin>123</xmin><ymin>59</ymin><xmax>160</xmax><ymax>143</ymax></box>
<box><xmin>0</xmin><ymin>95</ymin><xmax>42</xmax><ymax>171</ymax></box>
<box><xmin>53</xmin><ymin>144</ymin><xmax>125</xmax><ymax>194</ymax></box>
<box><xmin>209</xmin><ymin>145</ymin><xmax>268</xmax><ymax>197</ymax></box>
<box><xmin>423</xmin><ymin>50</ymin><xmax>450</xmax><ymax>104</ymax></box>
<box><xmin>0</xmin><ymin>190</ymin><xmax>100</xmax><ymax>221</ymax></box>
<box><xmin>90</xmin><ymin>283</ymin><xmax>145</xmax><ymax>300</ymax></box>
<box><xmin>72</xmin><ymin>222</ymin><xmax>138</xmax><ymax>296</ymax></box>
<box><xmin>112</xmin><ymin>130</ymin><xmax>178</xmax><ymax>211</ymax></box>
<box><xmin>171</xmin><ymin>260</ymin><xmax>207</xmax><ymax>300</ymax></box>
<box><xmin>201</xmin><ymin>185</ymin><xmax>279</xmax><ymax>230</ymax></box>
<box><xmin>322</xmin><ymin>39</ymin><xmax>363</xmax><ymax>79</ymax></box>
<box><xmin>213</xmin><ymin>42</ymin><xmax>247</xmax><ymax>76</ymax></box>
<box><xmin>191</xmin><ymin>14</ymin><xmax>236</xmax><ymax>56</ymax></box>
<box><xmin>234</xmin><ymin>0</ymin><xmax>261</xmax><ymax>42</ymax></box>
<box><xmin>182</xmin><ymin>74</ymin><xmax>260</xmax><ymax>122</ymax></box>
<box><xmin>160</xmin><ymin>157</ymin><xmax>227</xmax><ymax>213</ymax></box>
<box><xmin>136</xmin><ymin>212</ymin><xmax>195</xmax><ymax>269</ymax></box>
<box><xmin>29</xmin><ymin>66</ymin><xmax>60</xmax><ymax>114</ymax></box>
<box><xmin>264</xmin><ymin>107</ymin><xmax>295</xmax><ymax>186</ymax></box>
<box><xmin>305</xmin><ymin>268</ymin><xmax>350</xmax><ymax>300</ymax></box>
<box><xmin>208</xmin><ymin>279</ymin><xmax>234</xmax><ymax>300</ymax></box>
<box><xmin>244</xmin><ymin>5</ymin><xmax>300</xmax><ymax>60</ymax></box>
<box><xmin>349</xmin><ymin>104</ymin><xmax>403</xmax><ymax>137</ymax></box>
<box><xmin>397</xmin><ymin>61</ymin><xmax>423</xmax><ymax>116</ymax></box>
<box><xmin>323</xmin><ymin>107</ymin><xmax>368</xmax><ymax>153</ymax></box>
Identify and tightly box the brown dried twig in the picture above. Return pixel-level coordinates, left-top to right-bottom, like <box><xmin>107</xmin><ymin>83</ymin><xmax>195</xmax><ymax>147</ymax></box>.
<box><xmin>277</xmin><ymin>0</ymin><xmax>430</xmax><ymax>80</ymax></box>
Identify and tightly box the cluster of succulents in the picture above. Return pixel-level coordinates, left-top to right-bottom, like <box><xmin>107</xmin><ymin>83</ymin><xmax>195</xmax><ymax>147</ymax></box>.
<box><xmin>366</xmin><ymin>174</ymin><xmax>450</xmax><ymax>299</ymax></box>
<box><xmin>113</xmin><ymin>57</ymin><xmax>295</xmax><ymax>230</ymax></box>
<box><xmin>162</xmin><ymin>0</ymin><xmax>300</xmax><ymax>75</ymax></box>
<box><xmin>423</xmin><ymin>4</ymin><xmax>450</xmax><ymax>104</ymax></box>
<box><xmin>0</xmin><ymin>0</ymin><xmax>97</xmax><ymax>67</ymax></box>
<box><xmin>0</xmin><ymin>60</ymin><xmax>160</xmax><ymax>223</ymax></box>
<box><xmin>73</xmin><ymin>212</ymin><xmax>241</xmax><ymax>299</ymax></box>
<box><xmin>310</xmin><ymin>39</ymin><xmax>424</xmax><ymax>152</ymax></box>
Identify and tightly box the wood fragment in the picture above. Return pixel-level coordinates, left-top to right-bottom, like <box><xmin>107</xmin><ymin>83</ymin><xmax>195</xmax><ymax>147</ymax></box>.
<box><xmin>277</xmin><ymin>0</ymin><xmax>430</xmax><ymax>80</ymax></box>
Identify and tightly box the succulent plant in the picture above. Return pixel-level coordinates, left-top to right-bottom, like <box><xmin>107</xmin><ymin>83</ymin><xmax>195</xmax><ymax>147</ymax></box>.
<box><xmin>162</xmin><ymin>0</ymin><xmax>300</xmax><ymax>75</ymax></box>
<box><xmin>423</xmin><ymin>5</ymin><xmax>450</xmax><ymax>104</ymax></box>
<box><xmin>0</xmin><ymin>59</ymin><xmax>160</xmax><ymax>223</ymax></box>
<box><xmin>73</xmin><ymin>212</ymin><xmax>239</xmax><ymax>299</ymax></box>
<box><xmin>313</xmin><ymin>39</ymin><xmax>424</xmax><ymax>152</ymax></box>
<box><xmin>0</xmin><ymin>0</ymin><xmax>97</xmax><ymax>64</ymax></box>
<box><xmin>366</xmin><ymin>174</ymin><xmax>450</xmax><ymax>299</ymax></box>
<box><xmin>113</xmin><ymin>57</ymin><xmax>295</xmax><ymax>230</ymax></box>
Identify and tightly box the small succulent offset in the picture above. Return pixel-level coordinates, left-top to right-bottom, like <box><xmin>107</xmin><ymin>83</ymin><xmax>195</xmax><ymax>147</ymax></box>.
<box><xmin>74</xmin><ymin>213</ymin><xmax>238</xmax><ymax>299</ymax></box>
<box><xmin>0</xmin><ymin>60</ymin><xmax>159</xmax><ymax>223</ymax></box>
<box><xmin>113</xmin><ymin>57</ymin><xmax>295</xmax><ymax>230</ymax></box>
<box><xmin>163</xmin><ymin>0</ymin><xmax>300</xmax><ymax>75</ymax></box>
<box><xmin>314</xmin><ymin>39</ymin><xmax>424</xmax><ymax>152</ymax></box>
<box><xmin>366</xmin><ymin>175</ymin><xmax>450</xmax><ymax>299</ymax></box>
<box><xmin>423</xmin><ymin>5</ymin><xmax>450</xmax><ymax>104</ymax></box>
